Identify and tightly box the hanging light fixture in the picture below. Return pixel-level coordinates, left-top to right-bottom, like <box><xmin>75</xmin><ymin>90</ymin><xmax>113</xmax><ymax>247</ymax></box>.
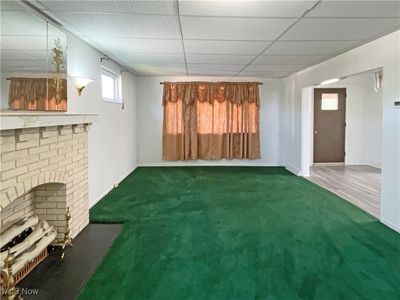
<box><xmin>374</xmin><ymin>71</ymin><xmax>383</xmax><ymax>92</ymax></box>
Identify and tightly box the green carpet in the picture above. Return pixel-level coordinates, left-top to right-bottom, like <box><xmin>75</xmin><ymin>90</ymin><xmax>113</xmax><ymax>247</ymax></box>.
<box><xmin>78</xmin><ymin>167</ymin><xmax>400</xmax><ymax>300</ymax></box>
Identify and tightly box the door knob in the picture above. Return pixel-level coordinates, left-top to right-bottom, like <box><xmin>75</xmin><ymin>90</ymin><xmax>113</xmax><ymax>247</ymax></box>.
<box><xmin>314</xmin><ymin>130</ymin><xmax>318</xmax><ymax>134</ymax></box>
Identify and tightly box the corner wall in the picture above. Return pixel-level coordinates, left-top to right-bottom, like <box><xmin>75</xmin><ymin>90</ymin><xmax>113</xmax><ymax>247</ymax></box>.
<box><xmin>66</xmin><ymin>34</ymin><xmax>137</xmax><ymax>207</ymax></box>
<box><xmin>136</xmin><ymin>76</ymin><xmax>283</xmax><ymax>167</ymax></box>
<box><xmin>283</xmin><ymin>31</ymin><xmax>400</xmax><ymax>231</ymax></box>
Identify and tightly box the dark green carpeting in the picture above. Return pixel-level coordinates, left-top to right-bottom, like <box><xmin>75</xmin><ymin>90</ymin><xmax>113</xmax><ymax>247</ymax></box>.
<box><xmin>78</xmin><ymin>167</ymin><xmax>400</xmax><ymax>300</ymax></box>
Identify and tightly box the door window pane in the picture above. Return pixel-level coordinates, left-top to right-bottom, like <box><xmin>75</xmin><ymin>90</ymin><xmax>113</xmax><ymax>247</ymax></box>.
<box><xmin>321</xmin><ymin>93</ymin><xmax>338</xmax><ymax>110</ymax></box>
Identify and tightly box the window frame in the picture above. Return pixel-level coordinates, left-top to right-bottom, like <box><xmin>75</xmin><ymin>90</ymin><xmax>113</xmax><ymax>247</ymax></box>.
<box><xmin>101</xmin><ymin>67</ymin><xmax>122</xmax><ymax>104</ymax></box>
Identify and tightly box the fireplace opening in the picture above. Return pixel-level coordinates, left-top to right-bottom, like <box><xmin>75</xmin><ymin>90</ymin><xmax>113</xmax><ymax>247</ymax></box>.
<box><xmin>0</xmin><ymin>182</ymin><xmax>68</xmax><ymax>286</ymax></box>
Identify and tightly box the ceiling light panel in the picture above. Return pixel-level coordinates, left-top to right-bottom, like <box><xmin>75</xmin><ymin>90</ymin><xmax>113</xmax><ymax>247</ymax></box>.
<box><xmin>181</xmin><ymin>17</ymin><xmax>294</xmax><ymax>40</ymax></box>
<box><xmin>264</xmin><ymin>41</ymin><xmax>359</xmax><ymax>55</ymax></box>
<box><xmin>306</xmin><ymin>1</ymin><xmax>400</xmax><ymax>18</ymax></box>
<box><xmin>184</xmin><ymin>40</ymin><xmax>270</xmax><ymax>55</ymax></box>
<box><xmin>179</xmin><ymin>0</ymin><xmax>318</xmax><ymax>17</ymax></box>
<box><xmin>54</xmin><ymin>13</ymin><xmax>181</xmax><ymax>38</ymax></box>
<box><xmin>39</xmin><ymin>1</ymin><xmax>177</xmax><ymax>15</ymax></box>
<box><xmin>280</xmin><ymin>18</ymin><xmax>400</xmax><ymax>41</ymax></box>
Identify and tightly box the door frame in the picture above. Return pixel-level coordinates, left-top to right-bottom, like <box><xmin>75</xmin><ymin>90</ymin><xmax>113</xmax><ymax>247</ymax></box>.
<box><xmin>313</xmin><ymin>88</ymin><xmax>347</xmax><ymax>164</ymax></box>
<box><xmin>300</xmin><ymin>86</ymin><xmax>348</xmax><ymax>176</ymax></box>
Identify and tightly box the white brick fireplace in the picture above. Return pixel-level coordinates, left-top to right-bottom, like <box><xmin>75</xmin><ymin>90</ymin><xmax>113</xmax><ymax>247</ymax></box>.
<box><xmin>0</xmin><ymin>112</ymin><xmax>97</xmax><ymax>243</ymax></box>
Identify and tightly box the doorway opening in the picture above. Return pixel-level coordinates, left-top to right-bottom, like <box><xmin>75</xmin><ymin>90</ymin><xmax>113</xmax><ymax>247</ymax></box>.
<box><xmin>301</xmin><ymin>69</ymin><xmax>383</xmax><ymax>218</ymax></box>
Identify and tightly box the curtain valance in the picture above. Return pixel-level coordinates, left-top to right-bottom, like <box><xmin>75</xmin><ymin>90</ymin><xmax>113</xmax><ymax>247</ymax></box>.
<box><xmin>162</xmin><ymin>82</ymin><xmax>260</xmax><ymax>106</ymax></box>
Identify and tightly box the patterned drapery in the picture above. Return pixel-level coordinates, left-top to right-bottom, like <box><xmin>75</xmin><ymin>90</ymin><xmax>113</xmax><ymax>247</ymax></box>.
<box><xmin>162</xmin><ymin>82</ymin><xmax>260</xmax><ymax>160</ymax></box>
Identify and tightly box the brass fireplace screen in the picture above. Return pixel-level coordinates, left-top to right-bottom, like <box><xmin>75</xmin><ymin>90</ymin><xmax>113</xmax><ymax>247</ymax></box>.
<box><xmin>8</xmin><ymin>77</ymin><xmax>67</xmax><ymax>111</ymax></box>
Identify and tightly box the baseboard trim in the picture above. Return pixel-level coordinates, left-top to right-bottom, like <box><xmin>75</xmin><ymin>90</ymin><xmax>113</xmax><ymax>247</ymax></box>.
<box><xmin>137</xmin><ymin>162</ymin><xmax>283</xmax><ymax>167</ymax></box>
<box><xmin>285</xmin><ymin>164</ymin><xmax>301</xmax><ymax>176</ymax></box>
<box><xmin>89</xmin><ymin>165</ymin><xmax>137</xmax><ymax>208</ymax></box>
<box><xmin>381</xmin><ymin>218</ymin><xmax>400</xmax><ymax>233</ymax></box>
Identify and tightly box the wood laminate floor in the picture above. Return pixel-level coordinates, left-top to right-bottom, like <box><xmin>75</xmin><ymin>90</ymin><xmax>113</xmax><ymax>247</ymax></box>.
<box><xmin>308</xmin><ymin>165</ymin><xmax>381</xmax><ymax>218</ymax></box>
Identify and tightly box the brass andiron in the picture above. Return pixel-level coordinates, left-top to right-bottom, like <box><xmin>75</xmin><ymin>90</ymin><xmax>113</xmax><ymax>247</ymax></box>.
<box><xmin>61</xmin><ymin>207</ymin><xmax>73</xmax><ymax>260</ymax></box>
<box><xmin>3</xmin><ymin>250</ymin><xmax>18</xmax><ymax>300</ymax></box>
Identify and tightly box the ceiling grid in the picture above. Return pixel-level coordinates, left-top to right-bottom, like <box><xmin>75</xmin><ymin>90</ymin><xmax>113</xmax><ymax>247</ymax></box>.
<box><xmin>3</xmin><ymin>1</ymin><xmax>399</xmax><ymax>78</ymax></box>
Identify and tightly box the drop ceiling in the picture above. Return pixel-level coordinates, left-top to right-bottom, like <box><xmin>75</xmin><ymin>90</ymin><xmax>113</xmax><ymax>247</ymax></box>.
<box><xmin>6</xmin><ymin>1</ymin><xmax>400</xmax><ymax>77</ymax></box>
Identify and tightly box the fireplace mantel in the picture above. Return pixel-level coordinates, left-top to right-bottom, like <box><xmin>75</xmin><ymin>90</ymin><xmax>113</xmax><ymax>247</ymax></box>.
<box><xmin>0</xmin><ymin>111</ymin><xmax>98</xmax><ymax>130</ymax></box>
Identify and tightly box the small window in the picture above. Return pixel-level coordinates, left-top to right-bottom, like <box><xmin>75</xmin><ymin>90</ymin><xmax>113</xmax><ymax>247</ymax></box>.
<box><xmin>321</xmin><ymin>93</ymin><xmax>338</xmax><ymax>110</ymax></box>
<box><xmin>101</xmin><ymin>67</ymin><xmax>121</xmax><ymax>103</ymax></box>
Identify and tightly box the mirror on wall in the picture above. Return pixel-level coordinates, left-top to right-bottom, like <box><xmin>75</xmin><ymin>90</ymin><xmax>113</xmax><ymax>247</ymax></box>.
<box><xmin>0</xmin><ymin>1</ymin><xmax>68</xmax><ymax>111</ymax></box>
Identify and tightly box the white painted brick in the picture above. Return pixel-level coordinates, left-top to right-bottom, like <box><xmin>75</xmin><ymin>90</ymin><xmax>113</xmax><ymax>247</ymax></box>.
<box><xmin>29</xmin><ymin>145</ymin><xmax>49</xmax><ymax>154</ymax></box>
<box><xmin>2</xmin><ymin>149</ymin><xmax>28</xmax><ymax>162</ymax></box>
<box><xmin>0</xmin><ymin>160</ymin><xmax>15</xmax><ymax>171</ymax></box>
<box><xmin>1</xmin><ymin>143</ymin><xmax>16</xmax><ymax>152</ymax></box>
<box><xmin>2</xmin><ymin>166</ymin><xmax>27</xmax><ymax>181</ymax></box>
<box><xmin>16</xmin><ymin>139</ymin><xmax>39</xmax><ymax>150</ymax></box>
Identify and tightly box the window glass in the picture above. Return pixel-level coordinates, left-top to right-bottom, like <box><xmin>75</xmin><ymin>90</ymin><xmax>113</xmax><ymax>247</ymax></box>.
<box><xmin>321</xmin><ymin>93</ymin><xmax>338</xmax><ymax>110</ymax></box>
<box><xmin>101</xmin><ymin>67</ymin><xmax>122</xmax><ymax>103</ymax></box>
<box><xmin>102</xmin><ymin>73</ymin><xmax>115</xmax><ymax>100</ymax></box>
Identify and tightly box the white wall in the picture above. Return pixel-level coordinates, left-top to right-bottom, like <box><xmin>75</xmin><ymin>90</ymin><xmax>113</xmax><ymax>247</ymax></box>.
<box><xmin>1</xmin><ymin>33</ymin><xmax>137</xmax><ymax>208</ymax></box>
<box><xmin>342</xmin><ymin>73</ymin><xmax>383</xmax><ymax>167</ymax></box>
<box><xmin>136</xmin><ymin>76</ymin><xmax>283</xmax><ymax>166</ymax></box>
<box><xmin>66</xmin><ymin>34</ymin><xmax>137</xmax><ymax>207</ymax></box>
<box><xmin>311</xmin><ymin>72</ymin><xmax>383</xmax><ymax>167</ymax></box>
<box><xmin>283</xmin><ymin>31</ymin><xmax>400</xmax><ymax>231</ymax></box>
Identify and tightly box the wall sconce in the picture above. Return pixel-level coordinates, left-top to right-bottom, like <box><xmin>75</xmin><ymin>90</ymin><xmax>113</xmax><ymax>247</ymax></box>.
<box><xmin>72</xmin><ymin>77</ymin><xmax>93</xmax><ymax>96</ymax></box>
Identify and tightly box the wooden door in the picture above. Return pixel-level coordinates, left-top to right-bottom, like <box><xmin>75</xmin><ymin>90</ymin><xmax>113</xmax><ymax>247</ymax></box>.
<box><xmin>314</xmin><ymin>88</ymin><xmax>346</xmax><ymax>163</ymax></box>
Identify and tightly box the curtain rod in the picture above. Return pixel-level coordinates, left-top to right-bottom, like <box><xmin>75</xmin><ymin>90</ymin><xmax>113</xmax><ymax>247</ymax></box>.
<box><xmin>159</xmin><ymin>82</ymin><xmax>263</xmax><ymax>85</ymax></box>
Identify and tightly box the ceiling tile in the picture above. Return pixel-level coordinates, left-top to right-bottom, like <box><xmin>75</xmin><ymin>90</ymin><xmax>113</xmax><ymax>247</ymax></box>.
<box><xmin>264</xmin><ymin>41</ymin><xmax>359</xmax><ymax>55</ymax></box>
<box><xmin>90</xmin><ymin>38</ymin><xmax>182</xmax><ymax>54</ymax></box>
<box><xmin>184</xmin><ymin>40</ymin><xmax>269</xmax><ymax>55</ymax></box>
<box><xmin>280</xmin><ymin>18</ymin><xmax>400</xmax><ymax>41</ymax></box>
<box><xmin>188</xmin><ymin>64</ymin><xmax>244</xmax><ymax>72</ymax></box>
<box><xmin>181</xmin><ymin>17</ymin><xmax>294</xmax><ymax>40</ymax></box>
<box><xmin>1</xmin><ymin>36</ymin><xmax>48</xmax><ymax>51</ymax></box>
<box><xmin>186</xmin><ymin>54</ymin><xmax>253</xmax><ymax>64</ymax></box>
<box><xmin>307</xmin><ymin>1</ymin><xmax>400</xmax><ymax>18</ymax></box>
<box><xmin>0</xmin><ymin>1</ymin><xmax>25</xmax><ymax>11</ymax></box>
<box><xmin>116</xmin><ymin>53</ymin><xmax>185</xmax><ymax>64</ymax></box>
<box><xmin>55</xmin><ymin>13</ymin><xmax>181</xmax><ymax>38</ymax></box>
<box><xmin>130</xmin><ymin>63</ymin><xmax>186</xmax><ymax>74</ymax></box>
<box><xmin>239</xmin><ymin>70</ymin><xmax>288</xmax><ymax>77</ymax></box>
<box><xmin>1</xmin><ymin>11</ymin><xmax>47</xmax><ymax>36</ymax></box>
<box><xmin>1</xmin><ymin>50</ymin><xmax>47</xmax><ymax>61</ymax></box>
<box><xmin>39</xmin><ymin>1</ymin><xmax>177</xmax><ymax>15</ymax></box>
<box><xmin>180</xmin><ymin>1</ymin><xmax>317</xmax><ymax>17</ymax></box>
<box><xmin>254</xmin><ymin>55</ymin><xmax>327</xmax><ymax>65</ymax></box>
<box><xmin>1</xmin><ymin>60</ymin><xmax>48</xmax><ymax>72</ymax></box>
<box><xmin>188</xmin><ymin>70</ymin><xmax>237</xmax><ymax>76</ymax></box>
<box><xmin>245</xmin><ymin>64</ymin><xmax>305</xmax><ymax>72</ymax></box>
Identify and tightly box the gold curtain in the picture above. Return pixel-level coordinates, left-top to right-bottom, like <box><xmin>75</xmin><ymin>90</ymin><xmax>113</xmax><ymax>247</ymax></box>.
<box><xmin>162</xmin><ymin>82</ymin><xmax>260</xmax><ymax>160</ymax></box>
<box><xmin>8</xmin><ymin>77</ymin><xmax>67</xmax><ymax>111</ymax></box>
